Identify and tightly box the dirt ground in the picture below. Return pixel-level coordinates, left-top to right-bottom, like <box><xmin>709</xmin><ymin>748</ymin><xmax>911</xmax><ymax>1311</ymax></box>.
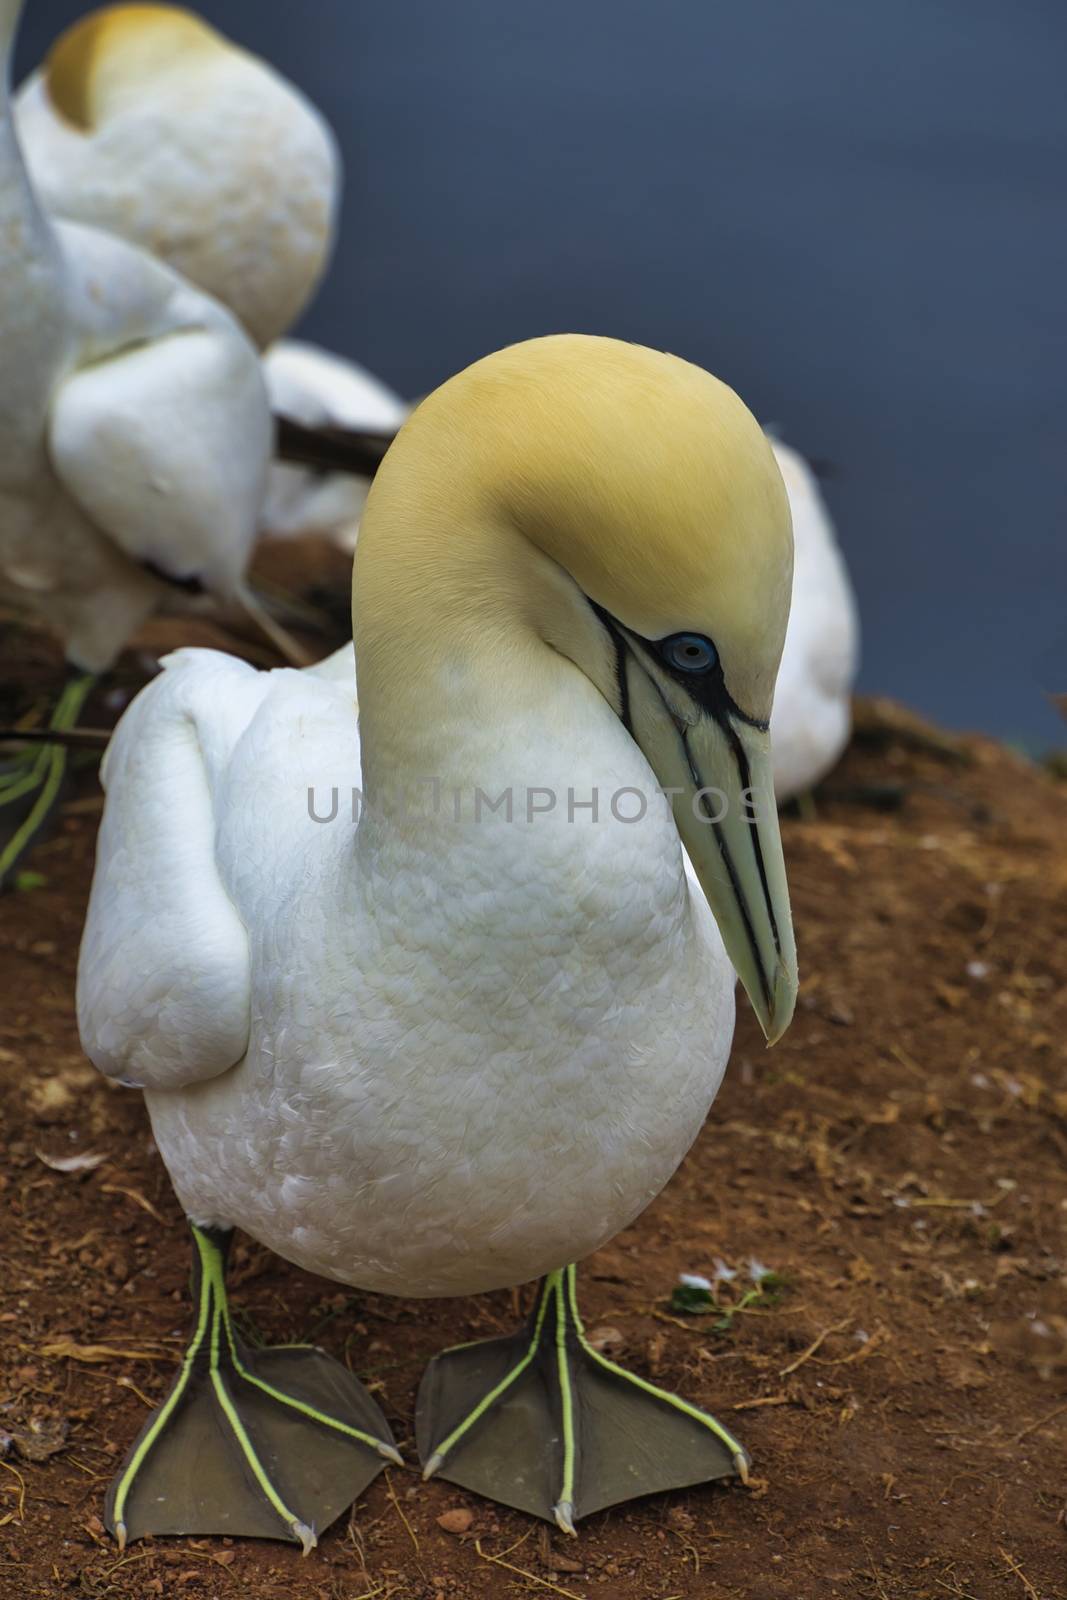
<box><xmin>1</xmin><ymin>557</ymin><xmax>1066</xmax><ymax>1599</ymax></box>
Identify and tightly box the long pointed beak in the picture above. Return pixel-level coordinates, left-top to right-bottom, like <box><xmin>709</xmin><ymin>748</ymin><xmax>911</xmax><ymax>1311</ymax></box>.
<box><xmin>676</xmin><ymin>716</ymin><xmax>796</xmax><ymax>1041</ymax></box>
<box><xmin>626</xmin><ymin>670</ymin><xmax>797</xmax><ymax>1043</ymax></box>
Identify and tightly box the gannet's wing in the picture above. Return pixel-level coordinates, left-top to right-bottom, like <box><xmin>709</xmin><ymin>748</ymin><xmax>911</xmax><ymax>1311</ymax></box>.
<box><xmin>48</xmin><ymin>323</ymin><xmax>270</xmax><ymax>597</ymax></box>
<box><xmin>45</xmin><ymin>224</ymin><xmax>270</xmax><ymax>597</ymax></box>
<box><xmin>77</xmin><ymin>650</ymin><xmax>269</xmax><ymax>1091</ymax></box>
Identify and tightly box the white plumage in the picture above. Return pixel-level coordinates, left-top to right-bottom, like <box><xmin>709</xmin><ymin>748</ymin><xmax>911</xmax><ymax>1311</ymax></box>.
<box><xmin>79</xmin><ymin>641</ymin><xmax>735</xmax><ymax>1294</ymax></box>
<box><xmin>768</xmin><ymin>441</ymin><xmax>859</xmax><ymax>800</ymax></box>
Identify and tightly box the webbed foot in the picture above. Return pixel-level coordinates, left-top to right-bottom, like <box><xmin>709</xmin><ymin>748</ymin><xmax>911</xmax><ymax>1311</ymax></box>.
<box><xmin>107</xmin><ymin>1226</ymin><xmax>400</xmax><ymax>1551</ymax></box>
<box><xmin>416</xmin><ymin>1263</ymin><xmax>748</xmax><ymax>1530</ymax></box>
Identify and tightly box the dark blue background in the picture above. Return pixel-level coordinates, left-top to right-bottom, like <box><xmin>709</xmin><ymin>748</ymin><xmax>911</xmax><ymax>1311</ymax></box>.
<box><xmin>17</xmin><ymin>2</ymin><xmax>1067</xmax><ymax>743</ymax></box>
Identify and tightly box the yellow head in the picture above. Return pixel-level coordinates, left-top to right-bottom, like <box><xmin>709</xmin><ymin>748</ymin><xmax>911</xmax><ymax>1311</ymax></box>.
<box><xmin>356</xmin><ymin>334</ymin><xmax>798</xmax><ymax>1042</ymax></box>
<box><xmin>45</xmin><ymin>4</ymin><xmax>224</xmax><ymax>129</ymax></box>
<box><xmin>451</xmin><ymin>335</ymin><xmax>789</xmax><ymax>717</ymax></box>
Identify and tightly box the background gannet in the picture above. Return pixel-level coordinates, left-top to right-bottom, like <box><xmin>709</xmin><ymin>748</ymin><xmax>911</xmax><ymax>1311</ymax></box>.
<box><xmin>0</xmin><ymin>0</ymin><xmax>272</xmax><ymax>884</ymax></box>
<box><xmin>260</xmin><ymin>340</ymin><xmax>409</xmax><ymax>548</ymax></box>
<box><xmin>15</xmin><ymin>2</ymin><xmax>339</xmax><ymax>348</ymax></box>
<box><xmin>77</xmin><ymin>333</ymin><xmax>797</xmax><ymax>1548</ymax></box>
<box><xmin>768</xmin><ymin>441</ymin><xmax>859</xmax><ymax>801</ymax></box>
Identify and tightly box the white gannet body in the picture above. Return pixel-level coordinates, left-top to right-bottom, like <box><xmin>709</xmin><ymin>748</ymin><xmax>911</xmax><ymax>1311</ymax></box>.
<box><xmin>261</xmin><ymin>340</ymin><xmax>409</xmax><ymax>548</ymax></box>
<box><xmin>81</xmin><ymin>642</ymin><xmax>737</xmax><ymax>1295</ymax></box>
<box><xmin>78</xmin><ymin>335</ymin><xmax>798</xmax><ymax>1544</ymax></box>
<box><xmin>768</xmin><ymin>441</ymin><xmax>859</xmax><ymax>800</ymax></box>
<box><xmin>15</xmin><ymin>3</ymin><xmax>339</xmax><ymax>348</ymax></box>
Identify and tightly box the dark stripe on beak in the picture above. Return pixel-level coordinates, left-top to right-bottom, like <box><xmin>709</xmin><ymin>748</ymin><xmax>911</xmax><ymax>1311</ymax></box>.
<box><xmin>679</xmin><ymin>725</ymin><xmax>773</xmax><ymax>1014</ymax></box>
<box><xmin>720</xmin><ymin>720</ymin><xmax>782</xmax><ymax>960</ymax></box>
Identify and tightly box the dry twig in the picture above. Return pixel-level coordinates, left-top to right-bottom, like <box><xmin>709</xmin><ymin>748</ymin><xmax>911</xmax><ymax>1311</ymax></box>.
<box><xmin>1012</xmin><ymin>1401</ymin><xmax>1067</xmax><ymax>1444</ymax></box>
<box><xmin>0</xmin><ymin>1460</ymin><xmax>26</xmax><ymax>1525</ymax></box>
<box><xmin>99</xmin><ymin>1183</ymin><xmax>168</xmax><ymax>1224</ymax></box>
<box><xmin>778</xmin><ymin>1317</ymin><xmax>851</xmax><ymax>1376</ymax></box>
<box><xmin>474</xmin><ymin>1536</ymin><xmax>585</xmax><ymax>1598</ymax></box>
<box><xmin>37</xmin><ymin>1339</ymin><xmax>165</xmax><ymax>1365</ymax></box>
<box><xmin>998</xmin><ymin>1547</ymin><xmax>1039</xmax><ymax>1600</ymax></box>
<box><xmin>383</xmin><ymin>1470</ymin><xmax>419</xmax><ymax>1555</ymax></box>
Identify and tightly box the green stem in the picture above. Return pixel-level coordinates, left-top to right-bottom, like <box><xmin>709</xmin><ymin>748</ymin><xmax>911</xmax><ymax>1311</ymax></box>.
<box><xmin>0</xmin><ymin>674</ymin><xmax>96</xmax><ymax>886</ymax></box>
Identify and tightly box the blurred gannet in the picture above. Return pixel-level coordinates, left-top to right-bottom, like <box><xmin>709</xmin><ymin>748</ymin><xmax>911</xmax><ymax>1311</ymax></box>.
<box><xmin>260</xmin><ymin>340</ymin><xmax>408</xmax><ymax>548</ymax></box>
<box><xmin>15</xmin><ymin>2</ymin><xmax>339</xmax><ymax>347</ymax></box>
<box><xmin>77</xmin><ymin>334</ymin><xmax>797</xmax><ymax>1548</ymax></box>
<box><xmin>0</xmin><ymin>0</ymin><xmax>272</xmax><ymax>883</ymax></box>
<box><xmin>767</xmin><ymin>441</ymin><xmax>859</xmax><ymax>800</ymax></box>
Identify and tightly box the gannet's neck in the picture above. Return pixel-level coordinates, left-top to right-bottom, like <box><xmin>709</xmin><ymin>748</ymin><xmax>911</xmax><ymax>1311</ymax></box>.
<box><xmin>348</xmin><ymin>413</ymin><xmax>692</xmax><ymax>1001</ymax></box>
<box><xmin>0</xmin><ymin>0</ymin><xmax>67</xmax><ymax>453</ymax></box>
<box><xmin>352</xmin><ymin>414</ymin><xmax>607</xmax><ymax>821</ymax></box>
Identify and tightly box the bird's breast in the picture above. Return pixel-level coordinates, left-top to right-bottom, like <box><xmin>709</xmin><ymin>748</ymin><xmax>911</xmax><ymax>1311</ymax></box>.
<box><xmin>148</xmin><ymin>780</ymin><xmax>736</xmax><ymax>1296</ymax></box>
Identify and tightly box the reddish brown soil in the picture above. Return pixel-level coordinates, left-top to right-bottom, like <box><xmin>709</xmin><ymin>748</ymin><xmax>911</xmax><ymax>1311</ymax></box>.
<box><xmin>2</xmin><ymin>578</ymin><xmax>1066</xmax><ymax>1599</ymax></box>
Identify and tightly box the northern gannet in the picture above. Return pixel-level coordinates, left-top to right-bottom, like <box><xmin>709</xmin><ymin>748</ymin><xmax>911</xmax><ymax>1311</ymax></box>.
<box><xmin>0</xmin><ymin>0</ymin><xmax>271</xmax><ymax>884</ymax></box>
<box><xmin>15</xmin><ymin>2</ymin><xmax>339</xmax><ymax>348</ymax></box>
<box><xmin>77</xmin><ymin>334</ymin><xmax>797</xmax><ymax>1548</ymax></box>
<box><xmin>260</xmin><ymin>340</ymin><xmax>409</xmax><ymax>548</ymax></box>
<box><xmin>767</xmin><ymin>442</ymin><xmax>859</xmax><ymax>801</ymax></box>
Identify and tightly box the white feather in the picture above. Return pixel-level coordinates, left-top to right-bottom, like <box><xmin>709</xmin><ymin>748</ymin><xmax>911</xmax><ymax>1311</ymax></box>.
<box><xmin>769</xmin><ymin>442</ymin><xmax>859</xmax><ymax>800</ymax></box>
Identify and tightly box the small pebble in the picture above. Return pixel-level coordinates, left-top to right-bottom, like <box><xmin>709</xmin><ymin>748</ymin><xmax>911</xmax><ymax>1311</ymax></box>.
<box><xmin>551</xmin><ymin>1550</ymin><xmax>585</xmax><ymax>1573</ymax></box>
<box><xmin>437</xmin><ymin>1507</ymin><xmax>474</xmax><ymax>1535</ymax></box>
<box><xmin>587</xmin><ymin>1324</ymin><xmax>626</xmax><ymax>1356</ymax></box>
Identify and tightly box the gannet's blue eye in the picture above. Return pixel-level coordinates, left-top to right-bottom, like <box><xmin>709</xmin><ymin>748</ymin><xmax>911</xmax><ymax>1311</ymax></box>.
<box><xmin>662</xmin><ymin>634</ymin><xmax>718</xmax><ymax>674</ymax></box>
